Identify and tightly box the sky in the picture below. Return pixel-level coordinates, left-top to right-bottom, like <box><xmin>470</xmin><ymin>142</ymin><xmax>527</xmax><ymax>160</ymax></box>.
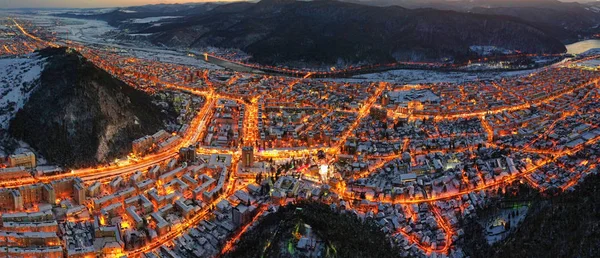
<box><xmin>0</xmin><ymin>0</ymin><xmax>597</xmax><ymax>9</ymax></box>
<box><xmin>0</xmin><ymin>0</ymin><xmax>238</xmax><ymax>9</ymax></box>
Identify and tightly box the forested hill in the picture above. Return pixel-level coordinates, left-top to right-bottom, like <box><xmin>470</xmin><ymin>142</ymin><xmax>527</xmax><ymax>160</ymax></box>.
<box><xmin>462</xmin><ymin>172</ymin><xmax>600</xmax><ymax>257</ymax></box>
<box><xmin>9</xmin><ymin>47</ymin><xmax>167</xmax><ymax>168</ymax></box>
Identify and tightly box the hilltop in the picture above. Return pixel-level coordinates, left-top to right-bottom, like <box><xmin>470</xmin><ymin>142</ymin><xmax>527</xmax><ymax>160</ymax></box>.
<box><xmin>223</xmin><ymin>201</ymin><xmax>401</xmax><ymax>258</ymax></box>
<box><xmin>461</xmin><ymin>173</ymin><xmax>600</xmax><ymax>257</ymax></box>
<box><xmin>9</xmin><ymin>47</ymin><xmax>168</xmax><ymax>168</ymax></box>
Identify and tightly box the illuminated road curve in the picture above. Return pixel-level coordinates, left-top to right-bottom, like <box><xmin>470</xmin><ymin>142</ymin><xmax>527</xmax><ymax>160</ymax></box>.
<box><xmin>9</xmin><ymin>18</ymin><xmax>59</xmax><ymax>48</ymax></box>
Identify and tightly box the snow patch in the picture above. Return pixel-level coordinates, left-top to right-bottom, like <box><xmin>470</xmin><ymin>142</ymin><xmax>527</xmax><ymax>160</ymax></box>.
<box><xmin>578</xmin><ymin>48</ymin><xmax>600</xmax><ymax>57</ymax></box>
<box><xmin>0</xmin><ymin>54</ymin><xmax>45</xmax><ymax>129</ymax></box>
<box><xmin>470</xmin><ymin>45</ymin><xmax>516</xmax><ymax>56</ymax></box>
<box><xmin>128</xmin><ymin>16</ymin><xmax>182</xmax><ymax>24</ymax></box>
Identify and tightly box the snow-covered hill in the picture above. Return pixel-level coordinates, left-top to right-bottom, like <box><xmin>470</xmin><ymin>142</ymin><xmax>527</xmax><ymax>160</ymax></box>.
<box><xmin>0</xmin><ymin>54</ymin><xmax>45</xmax><ymax>129</ymax></box>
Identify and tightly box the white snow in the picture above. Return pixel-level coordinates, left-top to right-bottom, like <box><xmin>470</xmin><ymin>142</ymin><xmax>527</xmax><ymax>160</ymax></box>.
<box><xmin>23</xmin><ymin>16</ymin><xmax>117</xmax><ymax>45</ymax></box>
<box><xmin>588</xmin><ymin>6</ymin><xmax>600</xmax><ymax>13</ymax></box>
<box><xmin>578</xmin><ymin>48</ymin><xmax>600</xmax><ymax>57</ymax></box>
<box><xmin>351</xmin><ymin>68</ymin><xmax>541</xmax><ymax>84</ymax></box>
<box><xmin>388</xmin><ymin>88</ymin><xmax>440</xmax><ymax>103</ymax></box>
<box><xmin>566</xmin><ymin>40</ymin><xmax>600</xmax><ymax>55</ymax></box>
<box><xmin>129</xmin><ymin>16</ymin><xmax>182</xmax><ymax>24</ymax></box>
<box><xmin>483</xmin><ymin>205</ymin><xmax>529</xmax><ymax>245</ymax></box>
<box><xmin>22</xmin><ymin>16</ymin><xmax>220</xmax><ymax>70</ymax></box>
<box><xmin>128</xmin><ymin>33</ymin><xmax>154</xmax><ymax>37</ymax></box>
<box><xmin>470</xmin><ymin>45</ymin><xmax>515</xmax><ymax>56</ymax></box>
<box><xmin>0</xmin><ymin>54</ymin><xmax>45</xmax><ymax>129</ymax></box>
<box><xmin>570</xmin><ymin>58</ymin><xmax>600</xmax><ymax>69</ymax></box>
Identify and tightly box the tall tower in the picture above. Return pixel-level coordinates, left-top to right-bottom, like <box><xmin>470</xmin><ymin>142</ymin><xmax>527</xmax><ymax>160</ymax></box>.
<box><xmin>381</xmin><ymin>91</ymin><xmax>390</xmax><ymax>107</ymax></box>
<box><xmin>242</xmin><ymin>146</ymin><xmax>254</xmax><ymax>168</ymax></box>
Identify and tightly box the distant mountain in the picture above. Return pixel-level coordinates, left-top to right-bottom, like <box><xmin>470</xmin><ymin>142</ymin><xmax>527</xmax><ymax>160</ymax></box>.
<box><xmin>471</xmin><ymin>3</ymin><xmax>600</xmax><ymax>42</ymax></box>
<box><xmin>9</xmin><ymin>47</ymin><xmax>167</xmax><ymax>168</ymax></box>
<box><xmin>58</xmin><ymin>3</ymin><xmax>221</xmax><ymax>27</ymax></box>
<box><xmin>344</xmin><ymin>0</ymin><xmax>600</xmax><ymax>42</ymax></box>
<box><xmin>134</xmin><ymin>0</ymin><xmax>565</xmax><ymax>67</ymax></box>
<box><xmin>343</xmin><ymin>0</ymin><xmax>567</xmax><ymax>9</ymax></box>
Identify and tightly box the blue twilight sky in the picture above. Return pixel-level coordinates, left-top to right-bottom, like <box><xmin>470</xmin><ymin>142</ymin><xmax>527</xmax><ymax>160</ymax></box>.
<box><xmin>0</xmin><ymin>0</ymin><xmax>597</xmax><ymax>9</ymax></box>
<box><xmin>0</xmin><ymin>0</ymin><xmax>235</xmax><ymax>8</ymax></box>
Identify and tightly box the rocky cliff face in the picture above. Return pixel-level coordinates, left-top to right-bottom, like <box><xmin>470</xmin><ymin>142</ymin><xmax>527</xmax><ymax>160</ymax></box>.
<box><xmin>142</xmin><ymin>0</ymin><xmax>566</xmax><ymax>66</ymax></box>
<box><xmin>9</xmin><ymin>47</ymin><xmax>166</xmax><ymax>168</ymax></box>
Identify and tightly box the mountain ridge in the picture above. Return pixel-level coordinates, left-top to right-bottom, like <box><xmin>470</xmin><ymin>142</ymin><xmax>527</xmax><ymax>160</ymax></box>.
<box><xmin>141</xmin><ymin>0</ymin><xmax>566</xmax><ymax>66</ymax></box>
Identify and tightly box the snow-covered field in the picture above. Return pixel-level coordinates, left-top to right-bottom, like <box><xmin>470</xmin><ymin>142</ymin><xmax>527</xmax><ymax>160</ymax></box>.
<box><xmin>578</xmin><ymin>48</ymin><xmax>600</xmax><ymax>57</ymax></box>
<box><xmin>566</xmin><ymin>40</ymin><xmax>600</xmax><ymax>55</ymax></box>
<box><xmin>483</xmin><ymin>205</ymin><xmax>529</xmax><ymax>245</ymax></box>
<box><xmin>0</xmin><ymin>54</ymin><xmax>45</xmax><ymax>129</ymax></box>
<box><xmin>14</xmin><ymin>14</ymin><xmax>116</xmax><ymax>45</ymax></box>
<box><xmin>51</xmin><ymin>17</ymin><xmax>116</xmax><ymax>44</ymax></box>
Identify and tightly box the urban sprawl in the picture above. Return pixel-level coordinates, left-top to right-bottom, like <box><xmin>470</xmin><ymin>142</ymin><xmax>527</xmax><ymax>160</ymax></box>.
<box><xmin>1</xmin><ymin>17</ymin><xmax>600</xmax><ymax>258</ymax></box>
